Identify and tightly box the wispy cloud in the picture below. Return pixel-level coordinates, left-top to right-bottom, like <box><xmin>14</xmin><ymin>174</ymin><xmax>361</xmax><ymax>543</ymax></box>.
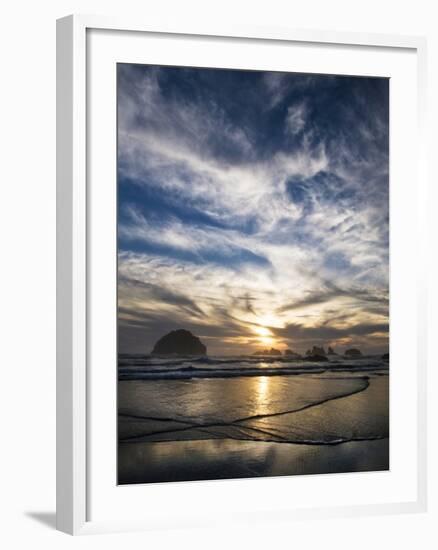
<box><xmin>285</xmin><ymin>101</ymin><xmax>307</xmax><ymax>135</ymax></box>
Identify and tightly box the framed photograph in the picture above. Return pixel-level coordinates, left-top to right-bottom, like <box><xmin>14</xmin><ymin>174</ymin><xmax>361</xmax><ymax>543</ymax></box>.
<box><xmin>57</xmin><ymin>15</ymin><xmax>427</xmax><ymax>535</ymax></box>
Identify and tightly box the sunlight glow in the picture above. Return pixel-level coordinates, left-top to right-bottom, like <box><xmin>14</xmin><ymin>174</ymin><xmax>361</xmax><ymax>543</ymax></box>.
<box><xmin>253</xmin><ymin>326</ymin><xmax>272</xmax><ymax>338</ymax></box>
<box><xmin>252</xmin><ymin>325</ymin><xmax>278</xmax><ymax>347</ymax></box>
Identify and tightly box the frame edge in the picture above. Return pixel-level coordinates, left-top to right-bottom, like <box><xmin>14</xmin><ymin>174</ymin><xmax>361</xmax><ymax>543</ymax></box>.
<box><xmin>57</xmin><ymin>14</ymin><xmax>428</xmax><ymax>533</ymax></box>
<box><xmin>415</xmin><ymin>36</ymin><xmax>428</xmax><ymax>514</ymax></box>
<box><xmin>56</xmin><ymin>14</ymin><xmax>87</xmax><ymax>535</ymax></box>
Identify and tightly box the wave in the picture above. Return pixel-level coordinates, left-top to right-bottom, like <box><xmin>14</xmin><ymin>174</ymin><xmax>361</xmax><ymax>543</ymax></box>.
<box><xmin>118</xmin><ymin>353</ymin><xmax>388</xmax><ymax>381</ymax></box>
<box><xmin>118</xmin><ymin>354</ymin><xmax>388</xmax><ymax>366</ymax></box>
<box><xmin>118</xmin><ymin>363</ymin><xmax>388</xmax><ymax>380</ymax></box>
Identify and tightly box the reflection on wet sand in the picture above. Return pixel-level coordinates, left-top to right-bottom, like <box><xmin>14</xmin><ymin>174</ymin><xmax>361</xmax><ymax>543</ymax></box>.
<box><xmin>118</xmin><ymin>438</ymin><xmax>389</xmax><ymax>484</ymax></box>
<box><xmin>118</xmin><ymin>374</ymin><xmax>371</xmax><ymax>428</ymax></box>
<box><xmin>255</xmin><ymin>375</ymin><xmax>270</xmax><ymax>406</ymax></box>
<box><xmin>118</xmin><ymin>373</ymin><xmax>389</xmax><ymax>484</ymax></box>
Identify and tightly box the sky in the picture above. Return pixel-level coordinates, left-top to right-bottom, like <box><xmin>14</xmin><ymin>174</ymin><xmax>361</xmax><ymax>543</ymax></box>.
<box><xmin>117</xmin><ymin>63</ymin><xmax>389</xmax><ymax>356</ymax></box>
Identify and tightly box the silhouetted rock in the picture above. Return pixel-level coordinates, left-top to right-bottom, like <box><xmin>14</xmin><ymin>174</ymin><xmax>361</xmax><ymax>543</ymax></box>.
<box><xmin>327</xmin><ymin>346</ymin><xmax>337</xmax><ymax>355</ymax></box>
<box><xmin>152</xmin><ymin>329</ymin><xmax>207</xmax><ymax>356</ymax></box>
<box><xmin>284</xmin><ymin>349</ymin><xmax>301</xmax><ymax>358</ymax></box>
<box><xmin>253</xmin><ymin>348</ymin><xmax>282</xmax><ymax>356</ymax></box>
<box><xmin>306</xmin><ymin>346</ymin><xmax>326</xmax><ymax>357</ymax></box>
<box><xmin>344</xmin><ymin>348</ymin><xmax>362</xmax><ymax>358</ymax></box>
<box><xmin>304</xmin><ymin>354</ymin><xmax>328</xmax><ymax>362</ymax></box>
<box><xmin>382</xmin><ymin>352</ymin><xmax>389</xmax><ymax>361</ymax></box>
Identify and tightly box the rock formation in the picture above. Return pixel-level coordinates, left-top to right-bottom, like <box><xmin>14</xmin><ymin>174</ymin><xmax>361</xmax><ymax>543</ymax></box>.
<box><xmin>303</xmin><ymin>345</ymin><xmax>328</xmax><ymax>361</ymax></box>
<box><xmin>344</xmin><ymin>348</ymin><xmax>362</xmax><ymax>358</ymax></box>
<box><xmin>306</xmin><ymin>346</ymin><xmax>327</xmax><ymax>357</ymax></box>
<box><xmin>327</xmin><ymin>346</ymin><xmax>337</xmax><ymax>355</ymax></box>
<box><xmin>284</xmin><ymin>349</ymin><xmax>301</xmax><ymax>358</ymax></box>
<box><xmin>152</xmin><ymin>329</ymin><xmax>207</xmax><ymax>356</ymax></box>
<box><xmin>253</xmin><ymin>348</ymin><xmax>282</xmax><ymax>356</ymax></box>
<box><xmin>303</xmin><ymin>353</ymin><xmax>328</xmax><ymax>362</ymax></box>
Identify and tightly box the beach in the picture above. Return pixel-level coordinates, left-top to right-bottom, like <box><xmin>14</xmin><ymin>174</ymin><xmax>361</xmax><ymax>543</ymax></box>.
<box><xmin>118</xmin><ymin>355</ymin><xmax>389</xmax><ymax>484</ymax></box>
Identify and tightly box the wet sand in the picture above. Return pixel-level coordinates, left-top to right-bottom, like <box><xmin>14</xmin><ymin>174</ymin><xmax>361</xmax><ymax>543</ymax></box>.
<box><xmin>118</xmin><ymin>372</ymin><xmax>389</xmax><ymax>484</ymax></box>
<box><xmin>118</xmin><ymin>437</ymin><xmax>389</xmax><ymax>484</ymax></box>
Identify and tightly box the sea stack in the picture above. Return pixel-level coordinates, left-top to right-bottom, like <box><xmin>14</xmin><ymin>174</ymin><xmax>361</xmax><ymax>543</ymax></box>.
<box><xmin>344</xmin><ymin>348</ymin><xmax>362</xmax><ymax>358</ymax></box>
<box><xmin>304</xmin><ymin>345</ymin><xmax>328</xmax><ymax>361</ymax></box>
<box><xmin>306</xmin><ymin>346</ymin><xmax>327</xmax><ymax>357</ymax></box>
<box><xmin>253</xmin><ymin>348</ymin><xmax>282</xmax><ymax>356</ymax></box>
<box><xmin>284</xmin><ymin>349</ymin><xmax>301</xmax><ymax>358</ymax></box>
<box><xmin>152</xmin><ymin>329</ymin><xmax>207</xmax><ymax>356</ymax></box>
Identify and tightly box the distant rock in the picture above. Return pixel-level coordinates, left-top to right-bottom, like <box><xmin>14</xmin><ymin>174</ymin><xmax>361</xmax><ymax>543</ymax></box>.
<box><xmin>306</xmin><ymin>346</ymin><xmax>327</xmax><ymax>357</ymax></box>
<box><xmin>344</xmin><ymin>348</ymin><xmax>362</xmax><ymax>358</ymax></box>
<box><xmin>284</xmin><ymin>349</ymin><xmax>302</xmax><ymax>358</ymax></box>
<box><xmin>304</xmin><ymin>354</ymin><xmax>328</xmax><ymax>362</ymax></box>
<box><xmin>253</xmin><ymin>348</ymin><xmax>282</xmax><ymax>356</ymax></box>
<box><xmin>382</xmin><ymin>352</ymin><xmax>389</xmax><ymax>361</ymax></box>
<box><xmin>152</xmin><ymin>329</ymin><xmax>207</xmax><ymax>356</ymax></box>
<box><xmin>327</xmin><ymin>346</ymin><xmax>337</xmax><ymax>355</ymax></box>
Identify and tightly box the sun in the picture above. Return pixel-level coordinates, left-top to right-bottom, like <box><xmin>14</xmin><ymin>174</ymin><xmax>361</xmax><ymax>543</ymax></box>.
<box><xmin>253</xmin><ymin>326</ymin><xmax>272</xmax><ymax>338</ymax></box>
<box><xmin>252</xmin><ymin>326</ymin><xmax>276</xmax><ymax>347</ymax></box>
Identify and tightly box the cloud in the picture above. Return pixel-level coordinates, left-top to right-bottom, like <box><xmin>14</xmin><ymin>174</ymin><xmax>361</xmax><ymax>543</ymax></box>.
<box><xmin>118</xmin><ymin>125</ymin><xmax>328</xmax><ymax>235</ymax></box>
<box><xmin>119</xmin><ymin>275</ymin><xmax>206</xmax><ymax>318</ymax></box>
<box><xmin>271</xmin><ymin>320</ymin><xmax>388</xmax><ymax>353</ymax></box>
<box><xmin>285</xmin><ymin>102</ymin><xmax>307</xmax><ymax>135</ymax></box>
<box><xmin>277</xmin><ymin>282</ymin><xmax>388</xmax><ymax>314</ymax></box>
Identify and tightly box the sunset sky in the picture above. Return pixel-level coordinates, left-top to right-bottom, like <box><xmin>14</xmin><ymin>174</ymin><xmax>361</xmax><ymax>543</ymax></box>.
<box><xmin>117</xmin><ymin>64</ymin><xmax>389</xmax><ymax>356</ymax></box>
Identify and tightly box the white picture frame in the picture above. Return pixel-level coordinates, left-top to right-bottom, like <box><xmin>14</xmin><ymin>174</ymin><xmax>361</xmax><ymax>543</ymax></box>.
<box><xmin>56</xmin><ymin>14</ymin><xmax>428</xmax><ymax>535</ymax></box>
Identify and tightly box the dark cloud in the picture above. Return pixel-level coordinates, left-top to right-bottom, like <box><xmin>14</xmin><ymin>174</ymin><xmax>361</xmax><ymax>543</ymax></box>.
<box><xmin>118</xmin><ymin>304</ymin><xmax>249</xmax><ymax>354</ymax></box>
<box><xmin>271</xmin><ymin>321</ymin><xmax>389</xmax><ymax>355</ymax></box>
<box><xmin>277</xmin><ymin>282</ymin><xmax>388</xmax><ymax>314</ymax></box>
<box><xmin>273</xmin><ymin>321</ymin><xmax>388</xmax><ymax>339</ymax></box>
<box><xmin>119</xmin><ymin>276</ymin><xmax>205</xmax><ymax>318</ymax></box>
